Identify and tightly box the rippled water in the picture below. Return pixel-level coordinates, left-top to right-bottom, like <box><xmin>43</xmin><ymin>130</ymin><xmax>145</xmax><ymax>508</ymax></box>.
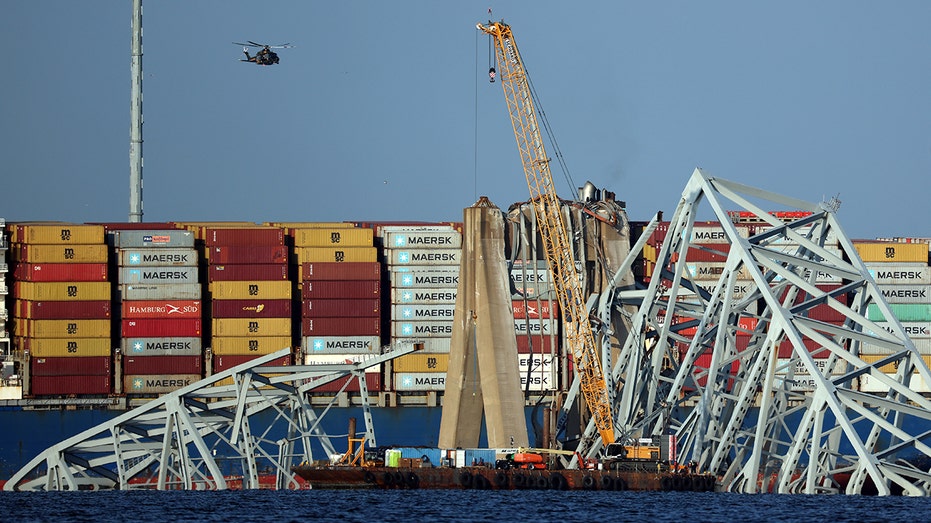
<box><xmin>3</xmin><ymin>489</ymin><xmax>930</xmax><ymax>523</ymax></box>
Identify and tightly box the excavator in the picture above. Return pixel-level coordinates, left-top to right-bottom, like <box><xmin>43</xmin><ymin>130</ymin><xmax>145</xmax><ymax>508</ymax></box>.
<box><xmin>477</xmin><ymin>20</ymin><xmax>617</xmax><ymax>452</ymax></box>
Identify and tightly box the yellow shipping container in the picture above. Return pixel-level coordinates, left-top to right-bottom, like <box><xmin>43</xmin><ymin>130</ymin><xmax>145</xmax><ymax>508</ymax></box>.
<box><xmin>392</xmin><ymin>353</ymin><xmax>449</xmax><ymax>373</ymax></box>
<box><xmin>211</xmin><ymin>318</ymin><xmax>292</xmax><ymax>337</ymax></box>
<box><xmin>211</xmin><ymin>336</ymin><xmax>292</xmax><ymax>355</ymax></box>
<box><xmin>854</xmin><ymin>242</ymin><xmax>929</xmax><ymax>264</ymax></box>
<box><xmin>294</xmin><ymin>246</ymin><xmax>378</xmax><ymax>263</ymax></box>
<box><xmin>643</xmin><ymin>244</ymin><xmax>658</xmax><ymax>263</ymax></box>
<box><xmin>209</xmin><ymin>281</ymin><xmax>292</xmax><ymax>300</ymax></box>
<box><xmin>22</xmin><ymin>337</ymin><xmax>112</xmax><ymax>357</ymax></box>
<box><xmin>15</xmin><ymin>281</ymin><xmax>112</xmax><ymax>301</ymax></box>
<box><xmin>9</xmin><ymin>223</ymin><xmax>104</xmax><ymax>244</ymax></box>
<box><xmin>265</xmin><ymin>222</ymin><xmax>356</xmax><ymax>229</ymax></box>
<box><xmin>292</xmin><ymin>228</ymin><xmax>373</xmax><ymax>248</ymax></box>
<box><xmin>861</xmin><ymin>354</ymin><xmax>931</xmax><ymax>374</ymax></box>
<box><xmin>16</xmin><ymin>319</ymin><xmax>111</xmax><ymax>338</ymax></box>
<box><xmin>14</xmin><ymin>244</ymin><xmax>109</xmax><ymax>263</ymax></box>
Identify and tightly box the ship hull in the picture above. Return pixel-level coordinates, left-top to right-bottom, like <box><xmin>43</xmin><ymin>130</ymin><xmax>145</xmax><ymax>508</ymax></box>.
<box><xmin>291</xmin><ymin>464</ymin><xmax>716</xmax><ymax>492</ymax></box>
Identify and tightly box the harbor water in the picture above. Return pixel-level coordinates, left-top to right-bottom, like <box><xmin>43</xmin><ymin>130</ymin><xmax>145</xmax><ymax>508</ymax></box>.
<box><xmin>2</xmin><ymin>489</ymin><xmax>930</xmax><ymax>523</ymax></box>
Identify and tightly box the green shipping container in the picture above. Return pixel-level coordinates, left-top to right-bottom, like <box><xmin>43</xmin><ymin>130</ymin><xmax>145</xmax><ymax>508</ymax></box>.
<box><xmin>867</xmin><ymin>303</ymin><xmax>931</xmax><ymax>322</ymax></box>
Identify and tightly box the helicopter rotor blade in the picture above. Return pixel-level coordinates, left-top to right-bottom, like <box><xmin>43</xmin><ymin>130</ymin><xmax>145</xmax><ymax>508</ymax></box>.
<box><xmin>233</xmin><ymin>42</ymin><xmax>261</xmax><ymax>48</ymax></box>
<box><xmin>247</xmin><ymin>40</ymin><xmax>264</xmax><ymax>47</ymax></box>
<box><xmin>269</xmin><ymin>43</ymin><xmax>293</xmax><ymax>49</ymax></box>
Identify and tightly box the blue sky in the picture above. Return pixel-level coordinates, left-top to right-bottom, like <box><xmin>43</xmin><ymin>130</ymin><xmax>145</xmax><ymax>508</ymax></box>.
<box><xmin>1</xmin><ymin>2</ymin><xmax>929</xmax><ymax>239</ymax></box>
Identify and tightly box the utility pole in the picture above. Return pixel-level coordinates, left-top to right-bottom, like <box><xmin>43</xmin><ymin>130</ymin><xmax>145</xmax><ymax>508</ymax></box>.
<box><xmin>129</xmin><ymin>0</ymin><xmax>144</xmax><ymax>222</ymax></box>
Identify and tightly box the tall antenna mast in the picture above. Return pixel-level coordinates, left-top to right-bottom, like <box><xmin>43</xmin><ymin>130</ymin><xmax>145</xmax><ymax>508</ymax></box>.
<box><xmin>129</xmin><ymin>0</ymin><xmax>144</xmax><ymax>222</ymax></box>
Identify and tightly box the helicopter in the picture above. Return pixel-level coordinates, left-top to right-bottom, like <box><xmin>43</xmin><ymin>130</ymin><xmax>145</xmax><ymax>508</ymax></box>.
<box><xmin>235</xmin><ymin>41</ymin><xmax>293</xmax><ymax>66</ymax></box>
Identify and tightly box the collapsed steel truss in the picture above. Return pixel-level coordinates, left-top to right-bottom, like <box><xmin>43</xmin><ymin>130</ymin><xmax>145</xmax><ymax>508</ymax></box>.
<box><xmin>599</xmin><ymin>168</ymin><xmax>931</xmax><ymax>495</ymax></box>
<box><xmin>5</xmin><ymin>344</ymin><xmax>415</xmax><ymax>491</ymax></box>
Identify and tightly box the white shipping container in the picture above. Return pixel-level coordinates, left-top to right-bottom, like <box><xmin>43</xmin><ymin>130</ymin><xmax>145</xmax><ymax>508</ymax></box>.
<box><xmin>118</xmin><ymin>248</ymin><xmax>199</xmax><ymax>267</ymax></box>
<box><xmin>868</xmin><ymin>265</ymin><xmax>931</xmax><ymax>285</ymax></box>
<box><xmin>685</xmin><ymin>262</ymin><xmax>753</xmax><ymax>281</ymax></box>
<box><xmin>859</xmin><ymin>338</ymin><xmax>931</xmax><ymax>355</ymax></box>
<box><xmin>510</xmin><ymin>267</ymin><xmax>552</xmax><ymax>284</ymax></box>
<box><xmin>859</xmin><ymin>373</ymin><xmax>931</xmax><ymax>394</ymax></box>
<box><xmin>302</xmin><ymin>336</ymin><xmax>382</xmax><ymax>355</ymax></box>
<box><xmin>122</xmin><ymin>337</ymin><xmax>202</xmax><ymax>357</ymax></box>
<box><xmin>384</xmin><ymin>230</ymin><xmax>461</xmax><ymax>249</ymax></box>
<box><xmin>119</xmin><ymin>284</ymin><xmax>202</xmax><ymax>300</ymax></box>
<box><xmin>376</xmin><ymin>225</ymin><xmax>456</xmax><ymax>237</ymax></box>
<box><xmin>387</xmin><ymin>249</ymin><xmax>460</xmax><ymax>266</ymax></box>
<box><xmin>518</xmin><ymin>353</ymin><xmax>557</xmax><ymax>391</ymax></box>
<box><xmin>118</xmin><ymin>266</ymin><xmax>198</xmax><ymax>284</ymax></box>
<box><xmin>869</xmin><ymin>322</ymin><xmax>931</xmax><ymax>339</ymax></box>
<box><xmin>393</xmin><ymin>372</ymin><xmax>447</xmax><ymax>391</ymax></box>
<box><xmin>753</xmin><ymin>225</ymin><xmax>838</xmax><ymax>247</ymax></box>
<box><xmin>393</xmin><ymin>304</ymin><xmax>456</xmax><ymax>321</ymax></box>
<box><xmin>392</xmin><ymin>321</ymin><xmax>454</xmax><ymax>338</ymax></box>
<box><xmin>390</xmin><ymin>269</ymin><xmax>459</xmax><ymax>289</ymax></box>
<box><xmin>880</xmin><ymin>284</ymin><xmax>931</xmax><ymax>304</ymax></box>
<box><xmin>392</xmin><ymin>287</ymin><xmax>457</xmax><ymax>304</ymax></box>
<box><xmin>389</xmin><ymin>337</ymin><xmax>451</xmax><ymax>353</ymax></box>
<box><xmin>112</xmin><ymin>230</ymin><xmax>195</xmax><ymax>248</ymax></box>
<box><xmin>302</xmin><ymin>353</ymin><xmax>381</xmax><ymax>374</ymax></box>
<box><xmin>514</xmin><ymin>318</ymin><xmax>558</xmax><ymax>336</ymax></box>
<box><xmin>689</xmin><ymin>224</ymin><xmax>750</xmax><ymax>244</ymax></box>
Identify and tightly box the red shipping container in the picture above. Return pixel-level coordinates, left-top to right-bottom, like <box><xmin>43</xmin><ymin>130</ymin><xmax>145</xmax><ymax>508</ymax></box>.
<box><xmin>302</xmin><ymin>262</ymin><xmax>381</xmax><ymax>281</ymax></box>
<box><xmin>15</xmin><ymin>300</ymin><xmax>112</xmax><ymax>319</ymax></box>
<box><xmin>208</xmin><ymin>263</ymin><xmax>288</xmax><ymax>281</ymax></box>
<box><xmin>30</xmin><ymin>374</ymin><xmax>111</xmax><ymax>396</ymax></box>
<box><xmin>121</xmin><ymin>300</ymin><xmax>202</xmax><ymax>319</ymax></box>
<box><xmin>302</xmin><ymin>317</ymin><xmax>380</xmax><ymax>336</ymax></box>
<box><xmin>123</xmin><ymin>355</ymin><xmax>202</xmax><ymax>375</ymax></box>
<box><xmin>516</xmin><ymin>334</ymin><xmax>558</xmax><ymax>354</ymax></box>
<box><xmin>121</xmin><ymin>318</ymin><xmax>202</xmax><ymax>337</ymax></box>
<box><xmin>777</xmin><ymin>337</ymin><xmax>833</xmax><ymax>359</ymax></box>
<box><xmin>512</xmin><ymin>300</ymin><xmax>559</xmax><ymax>319</ymax></box>
<box><xmin>212</xmin><ymin>354</ymin><xmax>291</xmax><ymax>372</ymax></box>
<box><xmin>301</xmin><ymin>280</ymin><xmax>381</xmax><ymax>299</ymax></box>
<box><xmin>308</xmin><ymin>373</ymin><xmax>382</xmax><ymax>393</ymax></box>
<box><xmin>30</xmin><ymin>356</ymin><xmax>111</xmax><ymax>376</ymax></box>
<box><xmin>303</xmin><ymin>298</ymin><xmax>380</xmax><ymax>318</ymax></box>
<box><xmin>202</xmin><ymin>228</ymin><xmax>284</xmax><ymax>247</ymax></box>
<box><xmin>211</xmin><ymin>299</ymin><xmax>292</xmax><ymax>318</ymax></box>
<box><xmin>13</xmin><ymin>263</ymin><xmax>108</xmax><ymax>282</ymax></box>
<box><xmin>206</xmin><ymin>245</ymin><xmax>288</xmax><ymax>264</ymax></box>
<box><xmin>779</xmin><ymin>285</ymin><xmax>848</xmax><ymax>323</ymax></box>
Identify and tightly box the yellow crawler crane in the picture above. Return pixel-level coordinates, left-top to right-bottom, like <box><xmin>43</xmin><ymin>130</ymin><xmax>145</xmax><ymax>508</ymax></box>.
<box><xmin>477</xmin><ymin>20</ymin><xmax>615</xmax><ymax>446</ymax></box>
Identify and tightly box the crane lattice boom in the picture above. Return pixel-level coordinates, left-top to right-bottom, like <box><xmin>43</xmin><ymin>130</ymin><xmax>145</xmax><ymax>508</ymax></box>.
<box><xmin>478</xmin><ymin>20</ymin><xmax>615</xmax><ymax>445</ymax></box>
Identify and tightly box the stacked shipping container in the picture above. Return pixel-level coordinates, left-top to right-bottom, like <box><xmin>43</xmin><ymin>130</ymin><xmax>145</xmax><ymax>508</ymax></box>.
<box><xmin>199</xmin><ymin>226</ymin><xmax>293</xmax><ymax>374</ymax></box>
<box><xmin>511</xmin><ymin>260</ymin><xmax>560</xmax><ymax>392</ymax></box>
<box><xmin>111</xmin><ymin>228</ymin><xmax>203</xmax><ymax>395</ymax></box>
<box><xmin>381</xmin><ymin>225</ymin><xmax>461</xmax><ymax>392</ymax></box>
<box><xmin>0</xmin><ymin>219</ymin><xmax>9</xmax><ymax>383</ymax></box>
<box><xmin>294</xmin><ymin>224</ymin><xmax>382</xmax><ymax>393</ymax></box>
<box><xmin>8</xmin><ymin>223</ymin><xmax>112</xmax><ymax>396</ymax></box>
<box><xmin>856</xmin><ymin>240</ymin><xmax>931</xmax><ymax>392</ymax></box>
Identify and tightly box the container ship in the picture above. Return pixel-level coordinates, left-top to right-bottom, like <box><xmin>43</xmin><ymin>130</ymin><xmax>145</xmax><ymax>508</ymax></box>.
<box><xmin>2</xmin><ymin>198</ymin><xmax>930</xmax><ymax>485</ymax></box>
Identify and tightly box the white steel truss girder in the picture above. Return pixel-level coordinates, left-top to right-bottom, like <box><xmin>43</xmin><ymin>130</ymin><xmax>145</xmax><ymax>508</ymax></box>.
<box><xmin>5</xmin><ymin>344</ymin><xmax>416</xmax><ymax>491</ymax></box>
<box><xmin>599</xmin><ymin>168</ymin><xmax>931</xmax><ymax>495</ymax></box>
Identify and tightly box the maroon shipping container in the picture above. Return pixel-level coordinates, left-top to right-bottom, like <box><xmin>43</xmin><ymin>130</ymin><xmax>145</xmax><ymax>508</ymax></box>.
<box><xmin>202</xmin><ymin>228</ymin><xmax>284</xmax><ymax>247</ymax></box>
<box><xmin>778</xmin><ymin>336</ymin><xmax>834</xmax><ymax>358</ymax></box>
<box><xmin>210</xmin><ymin>299</ymin><xmax>292</xmax><ymax>318</ymax></box>
<box><xmin>121</xmin><ymin>300</ymin><xmax>202</xmax><ymax>319</ymax></box>
<box><xmin>13</xmin><ymin>263</ymin><xmax>108</xmax><ymax>282</ymax></box>
<box><xmin>307</xmin><ymin>373</ymin><xmax>382</xmax><ymax>393</ymax></box>
<box><xmin>123</xmin><ymin>355</ymin><xmax>202</xmax><ymax>375</ymax></box>
<box><xmin>208</xmin><ymin>263</ymin><xmax>288</xmax><ymax>281</ymax></box>
<box><xmin>92</xmin><ymin>222</ymin><xmax>179</xmax><ymax>231</ymax></box>
<box><xmin>301</xmin><ymin>280</ymin><xmax>381</xmax><ymax>299</ymax></box>
<box><xmin>121</xmin><ymin>318</ymin><xmax>202</xmax><ymax>337</ymax></box>
<box><xmin>302</xmin><ymin>317</ymin><xmax>381</xmax><ymax>336</ymax></box>
<box><xmin>212</xmin><ymin>354</ymin><xmax>291</xmax><ymax>372</ymax></box>
<box><xmin>779</xmin><ymin>285</ymin><xmax>848</xmax><ymax>323</ymax></box>
<box><xmin>30</xmin><ymin>356</ymin><xmax>111</xmax><ymax>376</ymax></box>
<box><xmin>515</xmin><ymin>334</ymin><xmax>558</xmax><ymax>354</ymax></box>
<box><xmin>205</xmin><ymin>245</ymin><xmax>288</xmax><ymax>264</ymax></box>
<box><xmin>15</xmin><ymin>300</ymin><xmax>112</xmax><ymax>319</ymax></box>
<box><xmin>302</xmin><ymin>262</ymin><xmax>381</xmax><ymax>281</ymax></box>
<box><xmin>303</xmin><ymin>298</ymin><xmax>380</xmax><ymax>318</ymax></box>
<box><xmin>30</xmin><ymin>375</ymin><xmax>111</xmax><ymax>396</ymax></box>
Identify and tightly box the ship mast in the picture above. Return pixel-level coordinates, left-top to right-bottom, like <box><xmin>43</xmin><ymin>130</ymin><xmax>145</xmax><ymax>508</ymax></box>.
<box><xmin>129</xmin><ymin>0</ymin><xmax>144</xmax><ymax>222</ymax></box>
